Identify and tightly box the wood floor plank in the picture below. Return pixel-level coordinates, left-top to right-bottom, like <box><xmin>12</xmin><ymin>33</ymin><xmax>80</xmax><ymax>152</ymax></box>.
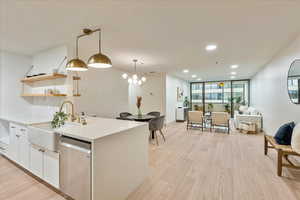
<box><xmin>1</xmin><ymin>122</ymin><xmax>300</xmax><ymax>200</ymax></box>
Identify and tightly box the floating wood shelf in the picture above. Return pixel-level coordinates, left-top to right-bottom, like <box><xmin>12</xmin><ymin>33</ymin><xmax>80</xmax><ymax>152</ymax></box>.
<box><xmin>21</xmin><ymin>73</ymin><xmax>67</xmax><ymax>83</ymax></box>
<box><xmin>21</xmin><ymin>94</ymin><xmax>67</xmax><ymax>97</ymax></box>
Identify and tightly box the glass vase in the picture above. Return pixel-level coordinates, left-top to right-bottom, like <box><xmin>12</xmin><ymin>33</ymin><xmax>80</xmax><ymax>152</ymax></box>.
<box><xmin>137</xmin><ymin>108</ymin><xmax>142</xmax><ymax>116</ymax></box>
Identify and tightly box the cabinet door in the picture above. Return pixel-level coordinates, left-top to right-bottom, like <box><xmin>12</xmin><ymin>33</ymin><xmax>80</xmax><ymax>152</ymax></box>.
<box><xmin>44</xmin><ymin>150</ymin><xmax>59</xmax><ymax>188</ymax></box>
<box><xmin>29</xmin><ymin>145</ymin><xmax>44</xmax><ymax>178</ymax></box>
<box><xmin>18</xmin><ymin>127</ymin><xmax>30</xmax><ymax>170</ymax></box>
<box><xmin>8</xmin><ymin>124</ymin><xmax>19</xmax><ymax>162</ymax></box>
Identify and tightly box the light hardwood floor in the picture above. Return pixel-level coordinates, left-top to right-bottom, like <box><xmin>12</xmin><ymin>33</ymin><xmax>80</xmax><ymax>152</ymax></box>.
<box><xmin>1</xmin><ymin>122</ymin><xmax>300</xmax><ymax>200</ymax></box>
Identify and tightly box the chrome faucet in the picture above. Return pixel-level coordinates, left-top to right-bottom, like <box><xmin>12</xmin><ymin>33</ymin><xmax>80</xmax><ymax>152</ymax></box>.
<box><xmin>59</xmin><ymin>100</ymin><xmax>76</xmax><ymax>122</ymax></box>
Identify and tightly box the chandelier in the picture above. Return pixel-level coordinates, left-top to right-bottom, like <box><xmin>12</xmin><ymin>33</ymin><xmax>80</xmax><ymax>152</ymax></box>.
<box><xmin>122</xmin><ymin>59</ymin><xmax>146</xmax><ymax>85</ymax></box>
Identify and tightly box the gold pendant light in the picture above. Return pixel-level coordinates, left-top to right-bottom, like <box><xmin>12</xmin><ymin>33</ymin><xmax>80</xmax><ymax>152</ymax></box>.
<box><xmin>87</xmin><ymin>29</ymin><xmax>112</xmax><ymax>68</ymax></box>
<box><xmin>66</xmin><ymin>58</ymin><xmax>88</xmax><ymax>71</ymax></box>
<box><xmin>66</xmin><ymin>30</ymin><xmax>88</xmax><ymax>71</ymax></box>
<box><xmin>66</xmin><ymin>28</ymin><xmax>112</xmax><ymax>71</ymax></box>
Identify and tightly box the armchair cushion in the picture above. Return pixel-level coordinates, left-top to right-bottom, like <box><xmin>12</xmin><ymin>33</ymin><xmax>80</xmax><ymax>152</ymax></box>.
<box><xmin>274</xmin><ymin>122</ymin><xmax>295</xmax><ymax>145</ymax></box>
<box><xmin>292</xmin><ymin>123</ymin><xmax>300</xmax><ymax>154</ymax></box>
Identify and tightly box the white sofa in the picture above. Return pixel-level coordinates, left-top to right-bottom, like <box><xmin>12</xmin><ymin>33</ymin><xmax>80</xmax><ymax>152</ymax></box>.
<box><xmin>234</xmin><ymin>106</ymin><xmax>263</xmax><ymax>132</ymax></box>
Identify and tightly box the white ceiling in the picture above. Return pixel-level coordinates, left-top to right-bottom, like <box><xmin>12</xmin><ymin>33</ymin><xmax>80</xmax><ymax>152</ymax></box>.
<box><xmin>1</xmin><ymin>0</ymin><xmax>300</xmax><ymax>81</ymax></box>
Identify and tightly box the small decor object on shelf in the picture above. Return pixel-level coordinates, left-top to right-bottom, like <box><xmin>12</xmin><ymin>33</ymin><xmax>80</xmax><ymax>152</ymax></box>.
<box><xmin>51</xmin><ymin>111</ymin><xmax>68</xmax><ymax>129</ymax></box>
<box><xmin>136</xmin><ymin>96</ymin><xmax>142</xmax><ymax>116</ymax></box>
<box><xmin>73</xmin><ymin>75</ymin><xmax>81</xmax><ymax>96</ymax></box>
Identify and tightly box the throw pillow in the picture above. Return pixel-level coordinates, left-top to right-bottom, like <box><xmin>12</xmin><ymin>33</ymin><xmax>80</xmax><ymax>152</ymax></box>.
<box><xmin>274</xmin><ymin>122</ymin><xmax>295</xmax><ymax>145</ymax></box>
<box><xmin>291</xmin><ymin>123</ymin><xmax>300</xmax><ymax>154</ymax></box>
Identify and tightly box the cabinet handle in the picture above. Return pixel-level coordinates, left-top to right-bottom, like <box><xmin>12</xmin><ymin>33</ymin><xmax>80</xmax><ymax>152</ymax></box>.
<box><xmin>39</xmin><ymin>149</ymin><xmax>45</xmax><ymax>153</ymax></box>
<box><xmin>11</xmin><ymin>126</ymin><xmax>16</xmax><ymax>129</ymax></box>
<box><xmin>16</xmin><ymin>135</ymin><xmax>20</xmax><ymax>138</ymax></box>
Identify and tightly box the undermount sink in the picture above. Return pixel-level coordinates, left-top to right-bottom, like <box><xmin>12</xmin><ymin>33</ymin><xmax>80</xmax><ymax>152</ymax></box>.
<box><xmin>28</xmin><ymin>122</ymin><xmax>80</xmax><ymax>152</ymax></box>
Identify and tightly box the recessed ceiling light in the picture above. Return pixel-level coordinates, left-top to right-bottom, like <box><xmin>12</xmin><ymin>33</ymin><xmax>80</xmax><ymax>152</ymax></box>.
<box><xmin>183</xmin><ymin>69</ymin><xmax>189</xmax><ymax>73</ymax></box>
<box><xmin>205</xmin><ymin>44</ymin><xmax>217</xmax><ymax>51</ymax></box>
<box><xmin>197</xmin><ymin>78</ymin><xmax>202</xmax><ymax>81</ymax></box>
<box><xmin>230</xmin><ymin>76</ymin><xmax>236</xmax><ymax>79</ymax></box>
<box><xmin>192</xmin><ymin>74</ymin><xmax>197</xmax><ymax>78</ymax></box>
<box><xmin>231</xmin><ymin>65</ymin><xmax>239</xmax><ymax>69</ymax></box>
<box><xmin>231</xmin><ymin>71</ymin><xmax>237</xmax><ymax>75</ymax></box>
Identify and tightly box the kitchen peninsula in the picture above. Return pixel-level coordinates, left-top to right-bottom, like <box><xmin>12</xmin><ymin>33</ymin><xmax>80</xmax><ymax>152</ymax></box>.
<box><xmin>0</xmin><ymin>116</ymin><xmax>149</xmax><ymax>200</ymax></box>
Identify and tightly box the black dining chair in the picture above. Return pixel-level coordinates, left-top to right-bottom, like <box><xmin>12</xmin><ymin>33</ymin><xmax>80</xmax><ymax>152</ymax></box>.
<box><xmin>119</xmin><ymin>112</ymin><xmax>132</xmax><ymax>118</ymax></box>
<box><xmin>149</xmin><ymin>116</ymin><xmax>165</xmax><ymax>145</ymax></box>
<box><xmin>147</xmin><ymin>111</ymin><xmax>160</xmax><ymax>117</ymax></box>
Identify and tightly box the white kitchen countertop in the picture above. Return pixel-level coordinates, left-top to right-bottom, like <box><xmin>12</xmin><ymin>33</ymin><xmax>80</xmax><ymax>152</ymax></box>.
<box><xmin>55</xmin><ymin>117</ymin><xmax>147</xmax><ymax>142</ymax></box>
<box><xmin>0</xmin><ymin>114</ymin><xmax>51</xmax><ymax>125</ymax></box>
<box><xmin>0</xmin><ymin>114</ymin><xmax>147</xmax><ymax>142</ymax></box>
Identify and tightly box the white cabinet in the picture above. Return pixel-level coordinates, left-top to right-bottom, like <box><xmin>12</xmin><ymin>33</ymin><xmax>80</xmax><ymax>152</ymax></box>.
<box><xmin>19</xmin><ymin>128</ymin><xmax>30</xmax><ymax>168</ymax></box>
<box><xmin>29</xmin><ymin>144</ymin><xmax>60</xmax><ymax>188</ymax></box>
<box><xmin>44</xmin><ymin>150</ymin><xmax>59</xmax><ymax>188</ymax></box>
<box><xmin>8</xmin><ymin>122</ymin><xmax>59</xmax><ymax>188</ymax></box>
<box><xmin>8</xmin><ymin>124</ymin><xmax>18</xmax><ymax>162</ymax></box>
<box><xmin>29</xmin><ymin>144</ymin><xmax>44</xmax><ymax>178</ymax></box>
<box><xmin>8</xmin><ymin>123</ymin><xmax>30</xmax><ymax>170</ymax></box>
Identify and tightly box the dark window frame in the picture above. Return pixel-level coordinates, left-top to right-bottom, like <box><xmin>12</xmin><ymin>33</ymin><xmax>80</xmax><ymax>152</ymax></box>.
<box><xmin>190</xmin><ymin>79</ymin><xmax>250</xmax><ymax>117</ymax></box>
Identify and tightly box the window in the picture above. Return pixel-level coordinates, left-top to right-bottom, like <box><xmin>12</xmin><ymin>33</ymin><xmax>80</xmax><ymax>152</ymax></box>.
<box><xmin>190</xmin><ymin>80</ymin><xmax>250</xmax><ymax>115</ymax></box>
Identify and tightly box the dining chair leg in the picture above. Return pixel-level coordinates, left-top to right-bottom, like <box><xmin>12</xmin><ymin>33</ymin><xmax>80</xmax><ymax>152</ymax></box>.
<box><xmin>227</xmin><ymin>120</ymin><xmax>230</xmax><ymax>134</ymax></box>
<box><xmin>155</xmin><ymin>131</ymin><xmax>159</xmax><ymax>145</ymax></box>
<box><xmin>159</xmin><ymin>129</ymin><xmax>166</xmax><ymax>142</ymax></box>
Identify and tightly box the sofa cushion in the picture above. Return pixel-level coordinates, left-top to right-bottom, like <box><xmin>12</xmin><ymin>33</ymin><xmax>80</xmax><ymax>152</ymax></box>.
<box><xmin>274</xmin><ymin>122</ymin><xmax>295</xmax><ymax>145</ymax></box>
<box><xmin>247</xmin><ymin>107</ymin><xmax>259</xmax><ymax>115</ymax></box>
<box><xmin>239</xmin><ymin>106</ymin><xmax>248</xmax><ymax>113</ymax></box>
<box><xmin>291</xmin><ymin>123</ymin><xmax>300</xmax><ymax>154</ymax></box>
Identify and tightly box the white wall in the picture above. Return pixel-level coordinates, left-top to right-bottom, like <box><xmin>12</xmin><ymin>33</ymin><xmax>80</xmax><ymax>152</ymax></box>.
<box><xmin>30</xmin><ymin>46</ymin><xmax>68</xmax><ymax>119</ymax></box>
<box><xmin>31</xmin><ymin>46</ymin><xmax>67</xmax><ymax>75</ymax></box>
<box><xmin>165</xmin><ymin>75</ymin><xmax>189</xmax><ymax>123</ymax></box>
<box><xmin>0</xmin><ymin>46</ymin><xmax>68</xmax><ymax>121</ymax></box>
<box><xmin>251</xmin><ymin>34</ymin><xmax>300</xmax><ymax>135</ymax></box>
<box><xmin>0</xmin><ymin>51</ymin><xmax>33</xmax><ymax>116</ymax></box>
<box><xmin>73</xmin><ymin>68</ymin><xmax>129</xmax><ymax>118</ymax></box>
<box><xmin>128</xmin><ymin>73</ymin><xmax>165</xmax><ymax>115</ymax></box>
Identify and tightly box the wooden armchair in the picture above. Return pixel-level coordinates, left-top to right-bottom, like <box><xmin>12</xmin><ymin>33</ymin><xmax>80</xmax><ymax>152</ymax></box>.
<box><xmin>187</xmin><ymin>111</ymin><xmax>204</xmax><ymax>131</ymax></box>
<box><xmin>211</xmin><ymin>112</ymin><xmax>230</xmax><ymax>134</ymax></box>
<box><xmin>264</xmin><ymin>135</ymin><xmax>300</xmax><ymax>176</ymax></box>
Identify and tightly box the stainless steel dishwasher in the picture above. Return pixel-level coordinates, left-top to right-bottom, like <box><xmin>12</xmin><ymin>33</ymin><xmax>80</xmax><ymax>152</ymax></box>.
<box><xmin>59</xmin><ymin>136</ymin><xmax>91</xmax><ymax>200</ymax></box>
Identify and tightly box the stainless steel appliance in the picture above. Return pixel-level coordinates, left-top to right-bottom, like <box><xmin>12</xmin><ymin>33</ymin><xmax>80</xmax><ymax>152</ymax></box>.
<box><xmin>59</xmin><ymin>136</ymin><xmax>91</xmax><ymax>200</ymax></box>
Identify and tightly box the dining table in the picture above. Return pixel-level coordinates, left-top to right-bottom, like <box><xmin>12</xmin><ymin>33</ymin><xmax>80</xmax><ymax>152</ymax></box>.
<box><xmin>126</xmin><ymin>114</ymin><xmax>156</xmax><ymax>122</ymax></box>
<box><xmin>117</xmin><ymin>114</ymin><xmax>156</xmax><ymax>139</ymax></box>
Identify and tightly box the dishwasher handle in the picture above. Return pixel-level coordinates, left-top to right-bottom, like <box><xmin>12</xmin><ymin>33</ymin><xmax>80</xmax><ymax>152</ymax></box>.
<box><xmin>59</xmin><ymin>141</ymin><xmax>91</xmax><ymax>154</ymax></box>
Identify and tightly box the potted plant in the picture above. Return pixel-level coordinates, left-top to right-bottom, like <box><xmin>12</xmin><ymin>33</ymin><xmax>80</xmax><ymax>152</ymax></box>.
<box><xmin>183</xmin><ymin>96</ymin><xmax>190</xmax><ymax>108</ymax></box>
<box><xmin>224</xmin><ymin>104</ymin><xmax>231</xmax><ymax>113</ymax></box>
<box><xmin>51</xmin><ymin>111</ymin><xmax>68</xmax><ymax>128</ymax></box>
<box><xmin>207</xmin><ymin>103</ymin><xmax>214</xmax><ymax>112</ymax></box>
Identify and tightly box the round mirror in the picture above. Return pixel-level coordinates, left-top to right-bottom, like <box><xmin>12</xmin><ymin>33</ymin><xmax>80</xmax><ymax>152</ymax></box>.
<box><xmin>288</xmin><ymin>59</ymin><xmax>300</xmax><ymax>104</ymax></box>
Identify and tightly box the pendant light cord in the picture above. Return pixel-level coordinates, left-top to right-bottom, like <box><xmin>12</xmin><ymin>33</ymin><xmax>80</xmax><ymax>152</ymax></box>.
<box><xmin>76</xmin><ymin>37</ymin><xmax>79</xmax><ymax>58</ymax></box>
<box><xmin>99</xmin><ymin>29</ymin><xmax>102</xmax><ymax>53</ymax></box>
